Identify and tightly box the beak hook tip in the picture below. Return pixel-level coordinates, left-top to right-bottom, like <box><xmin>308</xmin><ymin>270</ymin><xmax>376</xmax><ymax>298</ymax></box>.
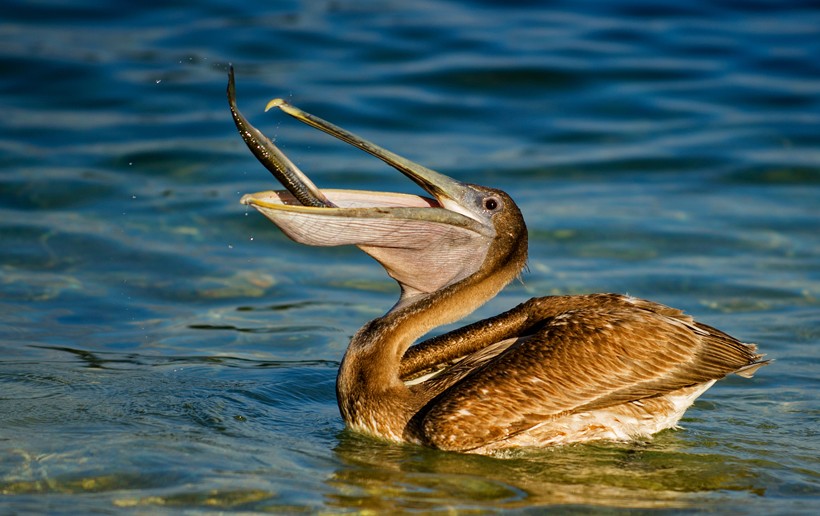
<box><xmin>265</xmin><ymin>98</ymin><xmax>287</xmax><ymax>112</ymax></box>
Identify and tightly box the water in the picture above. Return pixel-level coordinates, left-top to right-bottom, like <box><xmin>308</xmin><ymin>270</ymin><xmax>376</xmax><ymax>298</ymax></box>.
<box><xmin>1</xmin><ymin>0</ymin><xmax>818</xmax><ymax>512</ymax></box>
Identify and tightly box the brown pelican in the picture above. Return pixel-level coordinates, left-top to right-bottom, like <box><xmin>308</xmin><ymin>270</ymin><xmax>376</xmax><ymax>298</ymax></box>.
<box><xmin>227</xmin><ymin>68</ymin><xmax>768</xmax><ymax>454</ymax></box>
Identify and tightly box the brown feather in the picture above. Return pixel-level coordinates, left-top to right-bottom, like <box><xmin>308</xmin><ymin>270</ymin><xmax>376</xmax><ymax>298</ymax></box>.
<box><xmin>403</xmin><ymin>294</ymin><xmax>766</xmax><ymax>451</ymax></box>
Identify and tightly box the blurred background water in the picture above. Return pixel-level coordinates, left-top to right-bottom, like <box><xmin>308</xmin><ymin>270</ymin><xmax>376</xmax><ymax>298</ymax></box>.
<box><xmin>1</xmin><ymin>0</ymin><xmax>818</xmax><ymax>512</ymax></box>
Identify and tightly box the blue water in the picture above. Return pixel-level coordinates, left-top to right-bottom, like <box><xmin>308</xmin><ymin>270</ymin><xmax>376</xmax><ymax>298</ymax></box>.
<box><xmin>1</xmin><ymin>0</ymin><xmax>818</xmax><ymax>512</ymax></box>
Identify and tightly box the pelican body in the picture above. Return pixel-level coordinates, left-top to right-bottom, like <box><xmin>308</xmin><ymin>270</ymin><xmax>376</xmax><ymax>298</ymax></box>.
<box><xmin>227</xmin><ymin>68</ymin><xmax>767</xmax><ymax>454</ymax></box>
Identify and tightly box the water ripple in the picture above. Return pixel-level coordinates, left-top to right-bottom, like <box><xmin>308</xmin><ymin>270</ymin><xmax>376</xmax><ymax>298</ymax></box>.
<box><xmin>1</xmin><ymin>0</ymin><xmax>818</xmax><ymax>512</ymax></box>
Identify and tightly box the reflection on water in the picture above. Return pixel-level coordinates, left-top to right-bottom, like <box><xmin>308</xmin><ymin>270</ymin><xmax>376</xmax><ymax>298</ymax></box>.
<box><xmin>1</xmin><ymin>0</ymin><xmax>819</xmax><ymax>512</ymax></box>
<box><xmin>3</xmin><ymin>418</ymin><xmax>774</xmax><ymax>512</ymax></box>
<box><xmin>327</xmin><ymin>431</ymin><xmax>775</xmax><ymax>511</ymax></box>
<box><xmin>0</xmin><ymin>340</ymin><xmax>790</xmax><ymax>512</ymax></box>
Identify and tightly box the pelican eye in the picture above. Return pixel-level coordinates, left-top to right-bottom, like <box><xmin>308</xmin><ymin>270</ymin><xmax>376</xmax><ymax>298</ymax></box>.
<box><xmin>483</xmin><ymin>196</ymin><xmax>500</xmax><ymax>211</ymax></box>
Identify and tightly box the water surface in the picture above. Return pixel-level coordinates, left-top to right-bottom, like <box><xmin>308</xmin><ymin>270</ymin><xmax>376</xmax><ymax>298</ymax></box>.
<box><xmin>1</xmin><ymin>0</ymin><xmax>818</xmax><ymax>512</ymax></box>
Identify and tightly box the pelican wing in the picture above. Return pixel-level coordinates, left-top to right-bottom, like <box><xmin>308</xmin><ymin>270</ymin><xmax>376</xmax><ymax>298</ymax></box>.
<box><xmin>412</xmin><ymin>294</ymin><xmax>764</xmax><ymax>451</ymax></box>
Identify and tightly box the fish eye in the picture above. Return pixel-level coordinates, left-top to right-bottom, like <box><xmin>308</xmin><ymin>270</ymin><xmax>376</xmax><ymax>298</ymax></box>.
<box><xmin>483</xmin><ymin>196</ymin><xmax>500</xmax><ymax>211</ymax></box>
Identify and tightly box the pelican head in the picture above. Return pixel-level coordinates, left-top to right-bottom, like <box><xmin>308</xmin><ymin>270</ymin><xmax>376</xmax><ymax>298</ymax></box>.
<box><xmin>229</xmin><ymin>68</ymin><xmax>528</xmax><ymax>315</ymax></box>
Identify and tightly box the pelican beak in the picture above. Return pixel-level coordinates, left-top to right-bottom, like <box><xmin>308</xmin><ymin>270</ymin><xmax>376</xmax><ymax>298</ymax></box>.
<box><xmin>229</xmin><ymin>70</ymin><xmax>497</xmax><ymax>299</ymax></box>
<box><xmin>262</xmin><ymin>98</ymin><xmax>482</xmax><ymax>222</ymax></box>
